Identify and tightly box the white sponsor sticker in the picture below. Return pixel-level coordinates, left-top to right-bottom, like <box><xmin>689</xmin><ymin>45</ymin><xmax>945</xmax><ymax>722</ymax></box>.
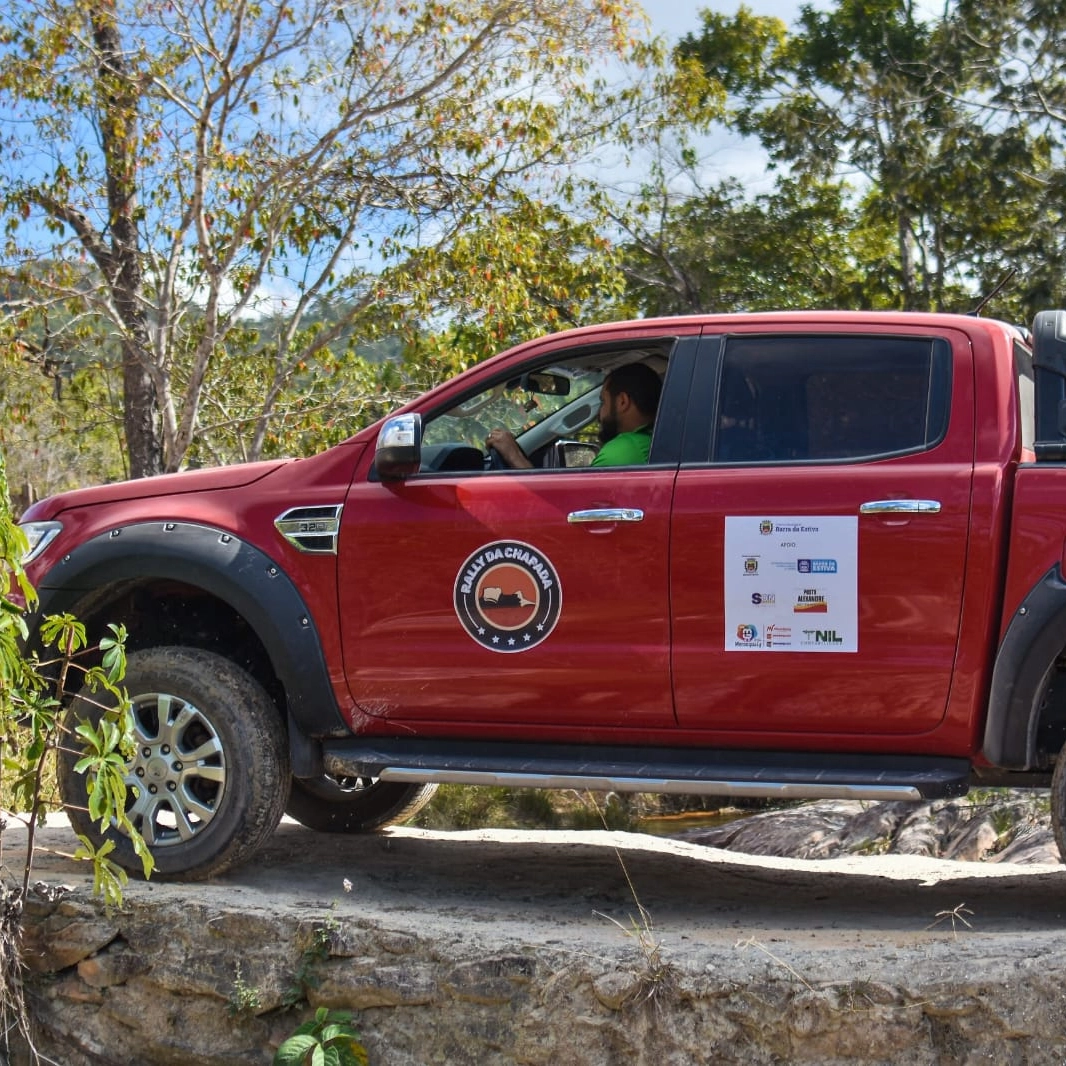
<box><xmin>725</xmin><ymin>516</ymin><xmax>858</xmax><ymax>652</ymax></box>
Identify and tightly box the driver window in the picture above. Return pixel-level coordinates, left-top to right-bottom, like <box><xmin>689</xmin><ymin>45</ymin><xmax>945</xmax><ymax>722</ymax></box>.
<box><xmin>417</xmin><ymin>347</ymin><xmax>669</xmax><ymax>474</ymax></box>
<box><xmin>422</xmin><ymin>367</ymin><xmax>599</xmax><ymax>450</ymax></box>
<box><xmin>418</xmin><ymin>362</ymin><xmax>607</xmax><ymax>474</ymax></box>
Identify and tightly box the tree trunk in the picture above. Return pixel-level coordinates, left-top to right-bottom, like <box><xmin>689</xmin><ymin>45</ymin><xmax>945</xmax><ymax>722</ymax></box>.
<box><xmin>898</xmin><ymin>208</ymin><xmax>919</xmax><ymax>310</ymax></box>
<box><xmin>92</xmin><ymin>7</ymin><xmax>163</xmax><ymax>479</ymax></box>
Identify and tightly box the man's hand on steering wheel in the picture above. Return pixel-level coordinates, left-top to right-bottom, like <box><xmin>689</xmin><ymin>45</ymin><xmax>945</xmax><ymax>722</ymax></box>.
<box><xmin>484</xmin><ymin>428</ymin><xmax>533</xmax><ymax>469</ymax></box>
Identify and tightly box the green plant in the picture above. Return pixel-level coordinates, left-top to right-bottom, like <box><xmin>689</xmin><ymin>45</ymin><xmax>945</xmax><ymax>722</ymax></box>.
<box><xmin>989</xmin><ymin>805</ymin><xmax>1017</xmax><ymax>837</ymax></box>
<box><xmin>566</xmin><ymin>790</ymin><xmax>638</xmax><ymax>832</ymax></box>
<box><xmin>273</xmin><ymin>1007</ymin><xmax>368</xmax><ymax>1066</ymax></box>
<box><xmin>282</xmin><ymin>920</ymin><xmax>338</xmax><ymax>1010</ymax></box>
<box><xmin>28</xmin><ymin>613</ymin><xmax>153</xmax><ymax>904</ymax></box>
<box><xmin>415</xmin><ymin>784</ymin><xmax>650</xmax><ymax>831</ymax></box>
<box><xmin>0</xmin><ymin>448</ymin><xmax>151</xmax><ymax>1059</ymax></box>
<box><xmin>227</xmin><ymin>961</ymin><xmax>263</xmax><ymax>1018</ymax></box>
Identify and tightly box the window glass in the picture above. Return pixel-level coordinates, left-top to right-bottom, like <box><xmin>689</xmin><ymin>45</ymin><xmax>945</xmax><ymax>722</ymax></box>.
<box><xmin>713</xmin><ymin>334</ymin><xmax>951</xmax><ymax>463</ymax></box>
<box><xmin>1015</xmin><ymin>340</ymin><xmax>1035</xmax><ymax>452</ymax></box>
<box><xmin>423</xmin><ymin>364</ymin><xmax>605</xmax><ymax>450</ymax></box>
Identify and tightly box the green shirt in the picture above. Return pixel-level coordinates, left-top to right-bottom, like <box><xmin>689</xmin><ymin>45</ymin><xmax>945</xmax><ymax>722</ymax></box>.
<box><xmin>590</xmin><ymin>424</ymin><xmax>653</xmax><ymax>467</ymax></box>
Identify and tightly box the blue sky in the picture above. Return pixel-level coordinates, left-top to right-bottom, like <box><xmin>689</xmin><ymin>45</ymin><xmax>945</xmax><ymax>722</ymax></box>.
<box><xmin>639</xmin><ymin>1</ymin><xmax>804</xmax><ymax>195</ymax></box>
<box><xmin>645</xmin><ymin>0</ymin><xmax>802</xmax><ymax>42</ymax></box>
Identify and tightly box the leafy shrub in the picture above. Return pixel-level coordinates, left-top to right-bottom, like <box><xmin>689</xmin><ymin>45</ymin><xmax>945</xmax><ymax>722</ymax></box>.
<box><xmin>0</xmin><ymin>449</ymin><xmax>151</xmax><ymax>1057</ymax></box>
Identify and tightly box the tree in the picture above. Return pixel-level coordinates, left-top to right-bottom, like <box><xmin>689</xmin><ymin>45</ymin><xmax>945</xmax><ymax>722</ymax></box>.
<box><xmin>1</xmin><ymin>307</ymin><xmax>127</xmax><ymax>502</ymax></box>
<box><xmin>935</xmin><ymin>0</ymin><xmax>1066</xmax><ymax>317</ymax></box>
<box><xmin>619</xmin><ymin>173</ymin><xmax>899</xmax><ymax>315</ymax></box>
<box><xmin>0</xmin><ymin>0</ymin><xmax>666</xmax><ymax>477</ymax></box>
<box><xmin>675</xmin><ymin>0</ymin><xmax>1061</xmax><ymax>318</ymax></box>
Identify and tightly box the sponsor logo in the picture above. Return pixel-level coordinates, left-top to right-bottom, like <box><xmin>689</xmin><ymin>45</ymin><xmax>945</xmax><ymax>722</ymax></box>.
<box><xmin>802</xmin><ymin>629</ymin><xmax>845</xmax><ymax>645</ymax></box>
<box><xmin>744</xmin><ymin>557</ymin><xmax>759</xmax><ymax>574</ymax></box>
<box><xmin>736</xmin><ymin>623</ymin><xmax>759</xmax><ymax>643</ymax></box>
<box><xmin>793</xmin><ymin>588</ymin><xmax>828</xmax><ymax>613</ymax></box>
<box><xmin>798</xmin><ymin>558</ymin><xmax>838</xmax><ymax>574</ymax></box>
<box><xmin>759</xmin><ymin>519</ymin><xmax>821</xmax><ymax>535</ymax></box>
<box><xmin>765</xmin><ymin>623</ymin><xmax>792</xmax><ymax>648</ymax></box>
<box><xmin>751</xmin><ymin>592</ymin><xmax>776</xmax><ymax>606</ymax></box>
<box><xmin>454</xmin><ymin>540</ymin><xmax>562</xmax><ymax>653</ymax></box>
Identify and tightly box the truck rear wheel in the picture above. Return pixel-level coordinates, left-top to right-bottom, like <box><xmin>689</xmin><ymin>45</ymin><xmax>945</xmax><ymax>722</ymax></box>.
<box><xmin>285</xmin><ymin>774</ymin><xmax>437</xmax><ymax>833</ymax></box>
<box><xmin>58</xmin><ymin>646</ymin><xmax>289</xmax><ymax>880</ymax></box>
<box><xmin>1052</xmin><ymin>754</ymin><xmax>1066</xmax><ymax>864</ymax></box>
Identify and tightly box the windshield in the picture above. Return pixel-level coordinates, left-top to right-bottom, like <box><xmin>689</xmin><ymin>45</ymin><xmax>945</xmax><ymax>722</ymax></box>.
<box><xmin>423</xmin><ymin>364</ymin><xmax>606</xmax><ymax>449</ymax></box>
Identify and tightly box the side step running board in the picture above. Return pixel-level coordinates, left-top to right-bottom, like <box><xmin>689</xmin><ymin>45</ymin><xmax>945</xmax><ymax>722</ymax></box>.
<box><xmin>320</xmin><ymin>739</ymin><xmax>970</xmax><ymax>802</ymax></box>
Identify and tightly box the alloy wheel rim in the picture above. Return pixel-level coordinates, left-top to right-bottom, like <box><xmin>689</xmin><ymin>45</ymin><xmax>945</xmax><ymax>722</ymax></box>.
<box><xmin>121</xmin><ymin>691</ymin><xmax>227</xmax><ymax>847</ymax></box>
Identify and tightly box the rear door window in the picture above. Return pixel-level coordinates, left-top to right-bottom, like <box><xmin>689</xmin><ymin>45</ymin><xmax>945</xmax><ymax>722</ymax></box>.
<box><xmin>712</xmin><ymin>334</ymin><xmax>952</xmax><ymax>463</ymax></box>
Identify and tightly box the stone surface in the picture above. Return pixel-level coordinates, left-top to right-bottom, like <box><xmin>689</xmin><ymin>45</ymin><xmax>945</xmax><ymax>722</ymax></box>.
<box><xmin>683</xmin><ymin>793</ymin><xmax>1059</xmax><ymax>863</ymax></box>
<box><xmin>11</xmin><ymin>809</ymin><xmax>1066</xmax><ymax>1065</ymax></box>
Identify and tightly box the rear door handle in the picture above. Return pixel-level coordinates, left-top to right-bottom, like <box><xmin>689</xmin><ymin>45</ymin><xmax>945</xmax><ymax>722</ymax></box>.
<box><xmin>859</xmin><ymin>500</ymin><xmax>942</xmax><ymax>514</ymax></box>
<box><xmin>567</xmin><ymin>508</ymin><xmax>644</xmax><ymax>524</ymax></box>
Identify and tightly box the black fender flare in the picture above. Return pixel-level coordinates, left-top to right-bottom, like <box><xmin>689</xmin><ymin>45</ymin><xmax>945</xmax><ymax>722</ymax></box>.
<box><xmin>984</xmin><ymin>564</ymin><xmax>1066</xmax><ymax>769</ymax></box>
<box><xmin>30</xmin><ymin>521</ymin><xmax>346</xmax><ymax>757</ymax></box>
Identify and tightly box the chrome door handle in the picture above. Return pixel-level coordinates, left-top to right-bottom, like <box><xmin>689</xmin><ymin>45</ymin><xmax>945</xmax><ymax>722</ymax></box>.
<box><xmin>567</xmin><ymin>508</ymin><xmax>645</xmax><ymax>524</ymax></box>
<box><xmin>859</xmin><ymin>500</ymin><xmax>942</xmax><ymax>514</ymax></box>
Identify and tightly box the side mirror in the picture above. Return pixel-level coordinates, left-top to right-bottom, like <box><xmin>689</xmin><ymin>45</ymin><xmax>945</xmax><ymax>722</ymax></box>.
<box><xmin>375</xmin><ymin>413</ymin><xmax>422</xmax><ymax>480</ymax></box>
<box><xmin>559</xmin><ymin>441</ymin><xmax>598</xmax><ymax>468</ymax></box>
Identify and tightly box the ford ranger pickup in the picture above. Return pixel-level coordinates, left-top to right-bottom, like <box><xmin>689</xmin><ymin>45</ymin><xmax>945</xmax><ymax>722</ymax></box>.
<box><xmin>17</xmin><ymin>309</ymin><xmax>1066</xmax><ymax>879</ymax></box>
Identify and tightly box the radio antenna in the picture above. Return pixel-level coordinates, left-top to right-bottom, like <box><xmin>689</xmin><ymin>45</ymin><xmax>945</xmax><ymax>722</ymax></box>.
<box><xmin>969</xmin><ymin>268</ymin><xmax>1017</xmax><ymax>316</ymax></box>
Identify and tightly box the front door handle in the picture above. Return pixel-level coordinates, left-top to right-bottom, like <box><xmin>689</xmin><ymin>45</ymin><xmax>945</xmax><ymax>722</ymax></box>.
<box><xmin>567</xmin><ymin>508</ymin><xmax>644</xmax><ymax>524</ymax></box>
<box><xmin>859</xmin><ymin>499</ymin><xmax>942</xmax><ymax>515</ymax></box>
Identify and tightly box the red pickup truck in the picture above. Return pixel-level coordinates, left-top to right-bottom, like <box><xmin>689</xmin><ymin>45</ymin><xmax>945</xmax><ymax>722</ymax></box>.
<box><xmin>18</xmin><ymin>309</ymin><xmax>1066</xmax><ymax>878</ymax></box>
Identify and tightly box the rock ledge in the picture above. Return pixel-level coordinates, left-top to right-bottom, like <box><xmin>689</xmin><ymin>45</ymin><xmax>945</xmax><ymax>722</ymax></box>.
<box><xmin>15</xmin><ymin>816</ymin><xmax>1066</xmax><ymax>1065</ymax></box>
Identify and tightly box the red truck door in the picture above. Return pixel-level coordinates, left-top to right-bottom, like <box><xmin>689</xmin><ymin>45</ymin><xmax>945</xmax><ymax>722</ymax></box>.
<box><xmin>671</xmin><ymin>327</ymin><xmax>975</xmax><ymax>738</ymax></box>
<box><xmin>337</xmin><ymin>334</ymin><xmax>696</xmax><ymax>731</ymax></box>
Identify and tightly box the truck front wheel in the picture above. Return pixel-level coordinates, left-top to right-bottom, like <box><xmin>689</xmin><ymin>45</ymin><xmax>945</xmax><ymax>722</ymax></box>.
<box><xmin>58</xmin><ymin>646</ymin><xmax>290</xmax><ymax>880</ymax></box>
<box><xmin>285</xmin><ymin>774</ymin><xmax>437</xmax><ymax>833</ymax></box>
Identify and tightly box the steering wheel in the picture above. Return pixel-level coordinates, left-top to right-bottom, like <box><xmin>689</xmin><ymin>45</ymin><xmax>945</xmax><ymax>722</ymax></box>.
<box><xmin>485</xmin><ymin>446</ymin><xmax>510</xmax><ymax>471</ymax></box>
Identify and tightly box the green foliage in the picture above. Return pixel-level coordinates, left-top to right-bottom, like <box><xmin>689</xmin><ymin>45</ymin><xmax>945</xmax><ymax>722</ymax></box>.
<box><xmin>0</xmin><ymin>320</ymin><xmax>127</xmax><ymax>502</ymax></box>
<box><xmin>0</xmin><ymin>450</ymin><xmax>153</xmax><ymax>903</ymax></box>
<box><xmin>414</xmin><ymin>785</ymin><xmax>553</xmax><ymax>831</ymax></box>
<box><xmin>395</xmin><ymin>196</ymin><xmax>629</xmax><ymax>378</ymax></box>
<box><xmin>621</xmin><ymin>174</ymin><xmax>895</xmax><ymax>316</ymax></box>
<box><xmin>281</xmin><ymin>921</ymin><xmax>337</xmax><ymax>1010</ymax></box>
<box><xmin>274</xmin><ymin>1007</ymin><xmax>368</xmax><ymax>1066</ymax></box>
<box><xmin>227</xmin><ymin>962</ymin><xmax>263</xmax><ymax>1019</ymax></box>
<box><xmin>0</xmin><ymin>446</ymin><xmax>155</xmax><ymax>1057</ymax></box>
<box><xmin>413</xmin><ymin>785</ymin><xmax>640</xmax><ymax>832</ymax></box>
<box><xmin>664</xmin><ymin>0</ymin><xmax>1066</xmax><ymax>320</ymax></box>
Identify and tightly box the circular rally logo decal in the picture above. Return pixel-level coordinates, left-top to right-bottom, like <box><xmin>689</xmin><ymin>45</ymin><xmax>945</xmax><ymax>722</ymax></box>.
<box><xmin>454</xmin><ymin>540</ymin><xmax>562</xmax><ymax>653</ymax></box>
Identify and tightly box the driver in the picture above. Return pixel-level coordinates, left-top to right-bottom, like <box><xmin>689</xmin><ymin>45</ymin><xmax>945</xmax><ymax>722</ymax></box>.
<box><xmin>485</xmin><ymin>362</ymin><xmax>662</xmax><ymax>469</ymax></box>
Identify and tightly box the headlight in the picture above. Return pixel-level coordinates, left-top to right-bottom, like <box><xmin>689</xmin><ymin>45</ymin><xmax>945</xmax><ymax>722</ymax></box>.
<box><xmin>20</xmin><ymin>521</ymin><xmax>63</xmax><ymax>565</ymax></box>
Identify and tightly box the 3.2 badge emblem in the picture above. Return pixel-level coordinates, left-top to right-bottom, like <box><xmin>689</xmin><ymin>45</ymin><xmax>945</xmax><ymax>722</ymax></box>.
<box><xmin>453</xmin><ymin>540</ymin><xmax>562</xmax><ymax>652</ymax></box>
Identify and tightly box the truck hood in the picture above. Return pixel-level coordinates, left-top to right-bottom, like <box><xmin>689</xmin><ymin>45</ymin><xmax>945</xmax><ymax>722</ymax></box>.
<box><xmin>22</xmin><ymin>459</ymin><xmax>292</xmax><ymax>520</ymax></box>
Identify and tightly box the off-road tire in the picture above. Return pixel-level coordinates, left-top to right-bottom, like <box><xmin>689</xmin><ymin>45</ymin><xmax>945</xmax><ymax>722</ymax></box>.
<box><xmin>285</xmin><ymin>776</ymin><xmax>437</xmax><ymax>833</ymax></box>
<box><xmin>1051</xmin><ymin>754</ymin><xmax>1066</xmax><ymax>864</ymax></box>
<box><xmin>58</xmin><ymin>646</ymin><xmax>289</xmax><ymax>880</ymax></box>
